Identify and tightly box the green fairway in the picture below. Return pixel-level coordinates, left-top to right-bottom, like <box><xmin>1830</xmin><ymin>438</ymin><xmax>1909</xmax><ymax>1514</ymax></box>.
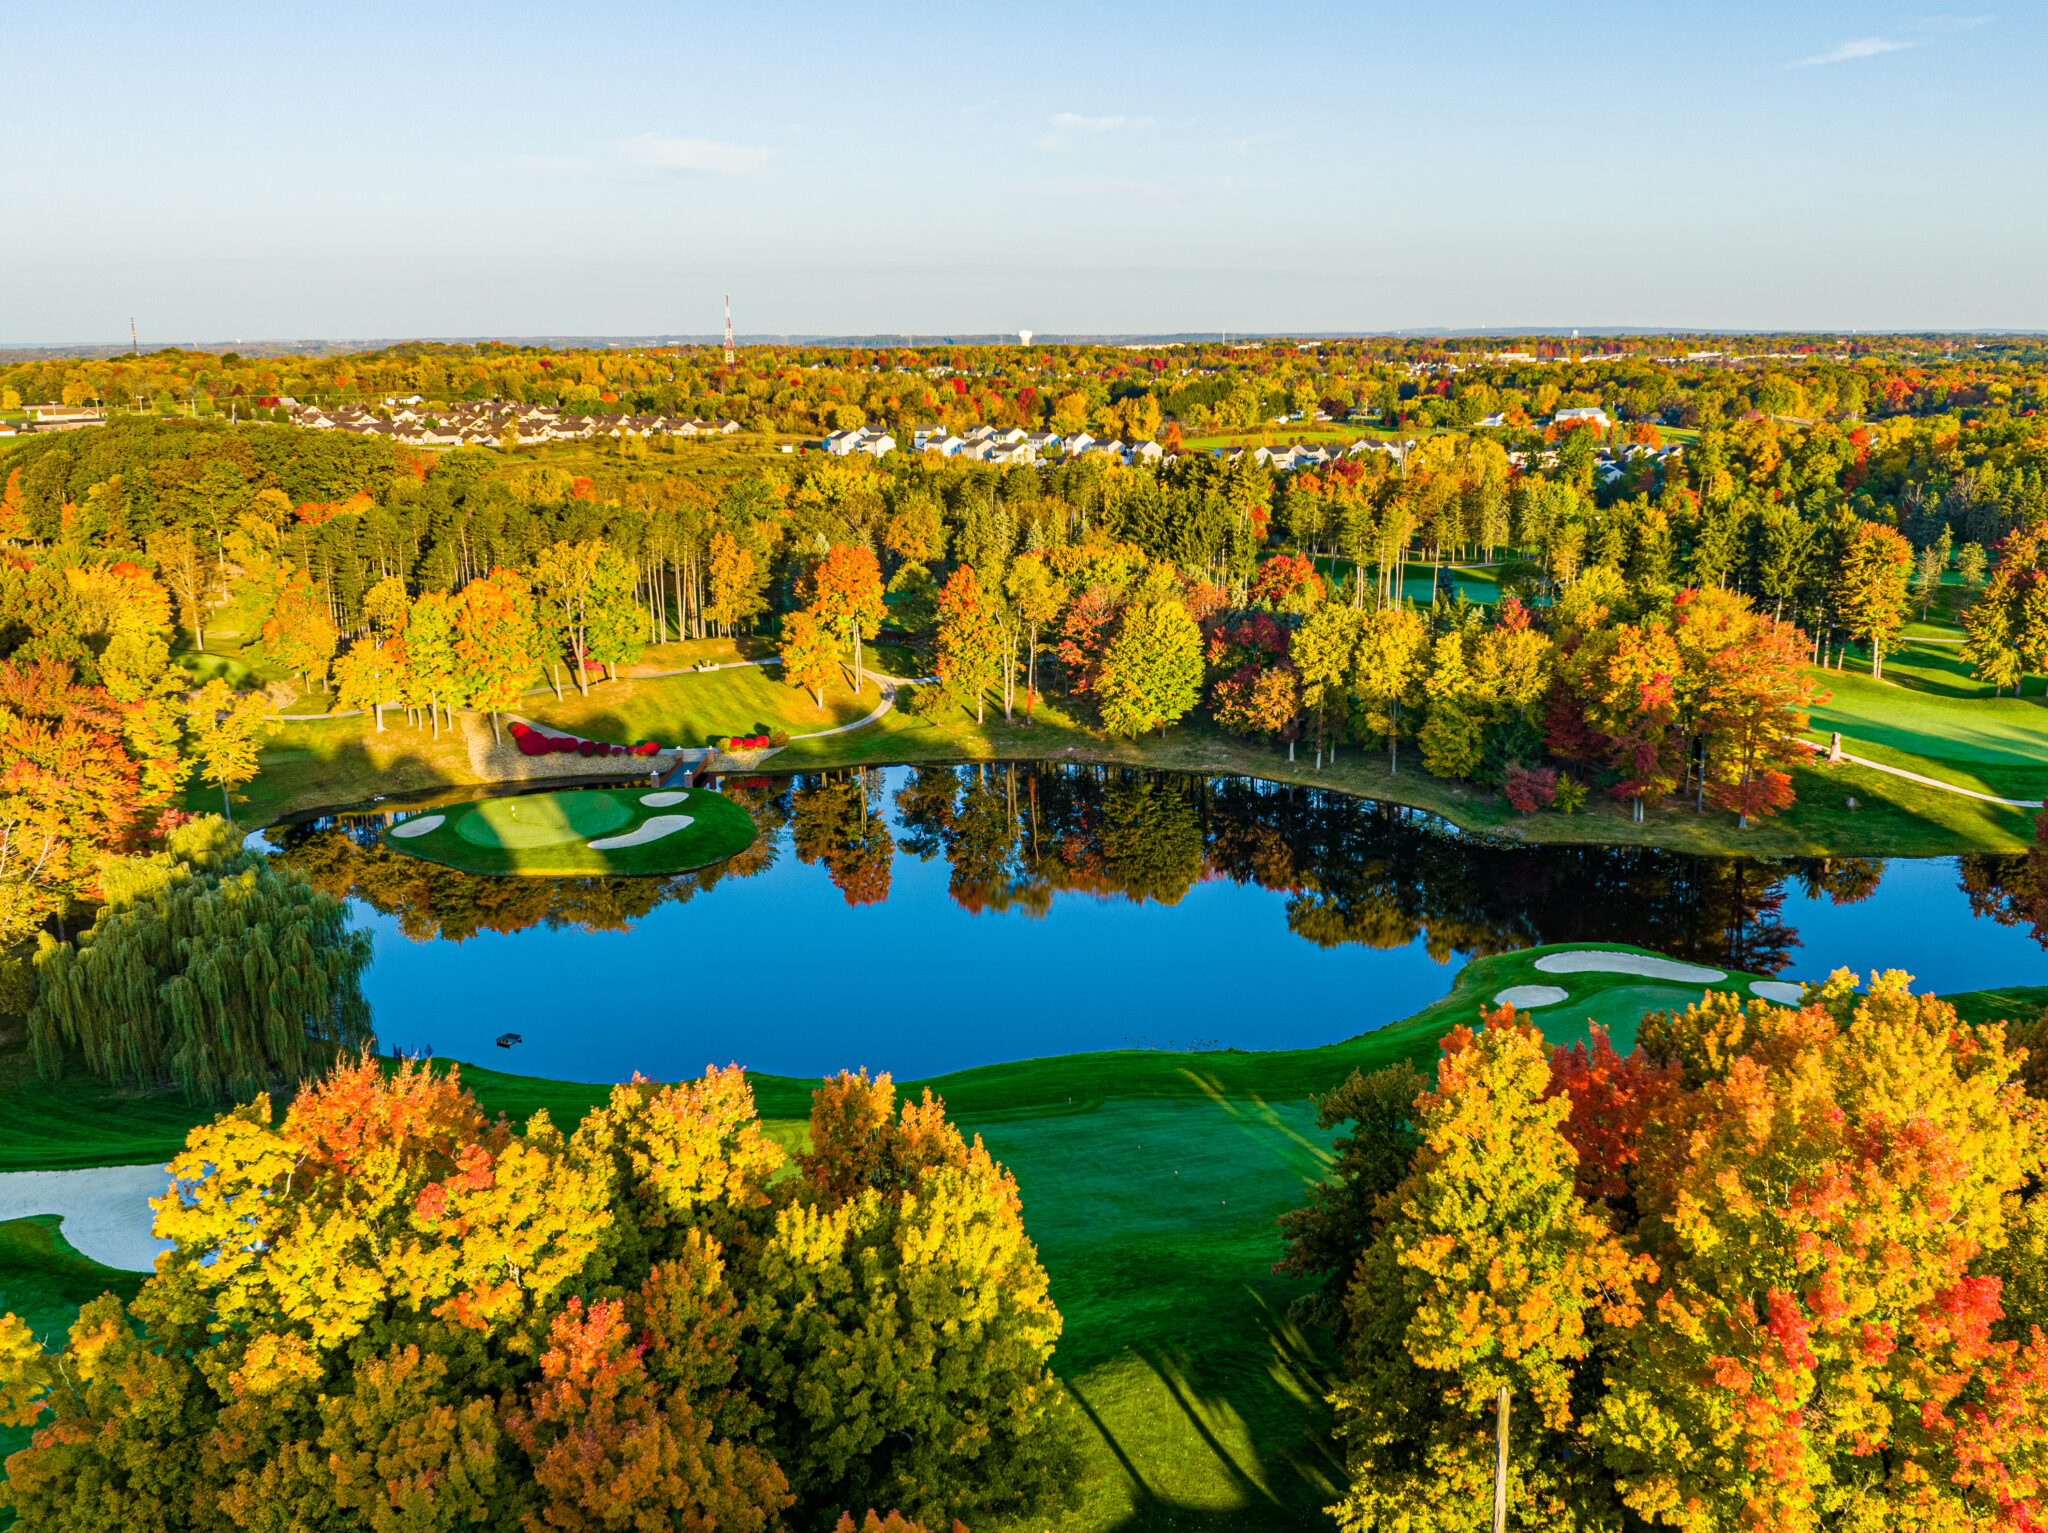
<box><xmin>1809</xmin><ymin>655</ymin><xmax>2048</xmax><ymax>766</ymax></box>
<box><xmin>382</xmin><ymin>785</ymin><xmax>758</xmax><ymax>876</ymax></box>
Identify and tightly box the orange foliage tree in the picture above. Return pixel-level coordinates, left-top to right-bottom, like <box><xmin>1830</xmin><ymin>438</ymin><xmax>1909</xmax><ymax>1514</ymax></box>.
<box><xmin>0</xmin><ymin>1060</ymin><xmax>1080</xmax><ymax>1530</ymax></box>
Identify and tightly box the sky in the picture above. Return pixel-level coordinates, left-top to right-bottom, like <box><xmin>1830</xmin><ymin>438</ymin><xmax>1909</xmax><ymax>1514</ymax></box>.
<box><xmin>2</xmin><ymin>2</ymin><xmax>2041</xmax><ymax>343</ymax></box>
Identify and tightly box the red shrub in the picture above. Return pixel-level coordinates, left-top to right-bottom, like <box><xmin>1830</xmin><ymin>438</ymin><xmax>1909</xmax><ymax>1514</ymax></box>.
<box><xmin>1504</xmin><ymin>764</ymin><xmax>1559</xmax><ymax>813</ymax></box>
<box><xmin>515</xmin><ymin>730</ymin><xmax>551</xmax><ymax>756</ymax></box>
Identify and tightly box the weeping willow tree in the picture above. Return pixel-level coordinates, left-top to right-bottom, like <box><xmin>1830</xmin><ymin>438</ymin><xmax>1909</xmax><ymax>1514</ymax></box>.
<box><xmin>29</xmin><ymin>855</ymin><xmax>373</xmax><ymax>1105</ymax></box>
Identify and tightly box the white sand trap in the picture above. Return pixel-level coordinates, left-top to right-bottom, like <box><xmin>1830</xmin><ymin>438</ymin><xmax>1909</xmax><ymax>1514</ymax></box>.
<box><xmin>640</xmin><ymin>791</ymin><xmax>691</xmax><ymax>807</ymax></box>
<box><xmin>588</xmin><ymin>814</ymin><xmax>694</xmax><ymax>850</ymax></box>
<box><xmin>1495</xmin><ymin>984</ymin><xmax>1569</xmax><ymax>1009</ymax></box>
<box><xmin>390</xmin><ymin>814</ymin><xmax>446</xmax><ymax>839</ymax></box>
<box><xmin>1534</xmin><ymin>950</ymin><xmax>1726</xmax><ymax>983</ymax></box>
<box><xmin>1750</xmin><ymin>980</ymin><xmax>1806</xmax><ymax>1005</ymax></box>
<box><xmin>0</xmin><ymin>1164</ymin><xmax>175</xmax><ymax>1271</ymax></box>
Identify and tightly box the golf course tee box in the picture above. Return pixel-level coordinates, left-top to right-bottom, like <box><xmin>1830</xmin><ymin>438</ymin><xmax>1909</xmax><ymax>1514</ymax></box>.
<box><xmin>379</xmin><ymin>785</ymin><xmax>758</xmax><ymax>876</ymax></box>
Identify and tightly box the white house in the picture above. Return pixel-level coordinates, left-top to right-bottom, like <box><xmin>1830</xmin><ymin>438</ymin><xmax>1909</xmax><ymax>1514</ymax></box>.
<box><xmin>1061</xmin><ymin>431</ymin><xmax>1097</xmax><ymax>456</ymax></box>
<box><xmin>1553</xmin><ymin>406</ymin><xmax>1611</xmax><ymax>430</ymax></box>
<box><xmin>911</xmin><ymin>423</ymin><xmax>945</xmax><ymax>448</ymax></box>
<box><xmin>1128</xmin><ymin>440</ymin><xmax>1164</xmax><ymax>465</ymax></box>
<box><xmin>855</xmin><ymin>433</ymin><xmax>896</xmax><ymax>459</ymax></box>
<box><xmin>922</xmin><ymin>433</ymin><xmax>965</xmax><ymax>457</ymax></box>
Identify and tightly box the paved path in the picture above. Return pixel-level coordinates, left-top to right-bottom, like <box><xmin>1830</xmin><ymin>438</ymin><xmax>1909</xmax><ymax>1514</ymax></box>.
<box><xmin>1837</xmin><ymin>749</ymin><xmax>2044</xmax><ymax>810</ymax></box>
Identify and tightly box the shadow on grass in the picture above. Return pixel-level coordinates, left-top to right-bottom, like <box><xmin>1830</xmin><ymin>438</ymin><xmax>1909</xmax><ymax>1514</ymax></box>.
<box><xmin>1060</xmin><ymin>1297</ymin><xmax>1344</xmax><ymax>1533</ymax></box>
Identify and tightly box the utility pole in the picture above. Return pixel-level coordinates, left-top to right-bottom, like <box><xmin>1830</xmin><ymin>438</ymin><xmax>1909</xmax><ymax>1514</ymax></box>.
<box><xmin>1492</xmin><ymin>1385</ymin><xmax>1510</xmax><ymax>1533</ymax></box>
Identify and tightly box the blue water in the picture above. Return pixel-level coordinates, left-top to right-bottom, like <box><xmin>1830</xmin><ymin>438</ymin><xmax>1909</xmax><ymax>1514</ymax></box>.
<box><xmin>279</xmin><ymin>766</ymin><xmax>2048</xmax><ymax>1084</ymax></box>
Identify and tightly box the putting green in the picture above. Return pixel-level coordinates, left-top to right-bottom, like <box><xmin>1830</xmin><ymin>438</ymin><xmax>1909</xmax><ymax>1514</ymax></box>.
<box><xmin>455</xmin><ymin>794</ymin><xmax>631</xmax><ymax>848</ymax></box>
<box><xmin>382</xmin><ymin>787</ymin><xmax>757</xmax><ymax>877</ymax></box>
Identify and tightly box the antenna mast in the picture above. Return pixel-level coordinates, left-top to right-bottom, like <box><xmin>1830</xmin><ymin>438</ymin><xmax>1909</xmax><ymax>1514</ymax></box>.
<box><xmin>130</xmin><ymin>317</ymin><xmax>139</xmax><ymax>355</ymax></box>
<box><xmin>723</xmin><ymin>294</ymin><xmax>735</xmax><ymax>366</ymax></box>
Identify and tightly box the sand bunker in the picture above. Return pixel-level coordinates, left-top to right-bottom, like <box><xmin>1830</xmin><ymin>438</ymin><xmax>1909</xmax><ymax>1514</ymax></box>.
<box><xmin>0</xmin><ymin>1164</ymin><xmax>175</xmax><ymax>1272</ymax></box>
<box><xmin>588</xmin><ymin>814</ymin><xmax>694</xmax><ymax>850</ymax></box>
<box><xmin>1750</xmin><ymin>980</ymin><xmax>1805</xmax><ymax>1005</ymax></box>
<box><xmin>640</xmin><ymin>791</ymin><xmax>691</xmax><ymax>807</ymax></box>
<box><xmin>1495</xmin><ymin>984</ymin><xmax>1568</xmax><ymax>1009</ymax></box>
<box><xmin>1534</xmin><ymin>951</ymin><xmax>1726</xmax><ymax>983</ymax></box>
<box><xmin>390</xmin><ymin>814</ymin><xmax>445</xmax><ymax>839</ymax></box>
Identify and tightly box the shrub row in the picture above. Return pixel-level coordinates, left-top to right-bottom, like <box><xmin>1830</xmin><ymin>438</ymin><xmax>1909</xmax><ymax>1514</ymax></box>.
<box><xmin>508</xmin><ymin>722</ymin><xmax>662</xmax><ymax>760</ymax></box>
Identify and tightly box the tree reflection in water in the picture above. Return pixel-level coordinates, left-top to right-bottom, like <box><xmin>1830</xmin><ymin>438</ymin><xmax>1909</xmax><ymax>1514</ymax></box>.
<box><xmin>268</xmin><ymin>764</ymin><xmax>2040</xmax><ymax>976</ymax></box>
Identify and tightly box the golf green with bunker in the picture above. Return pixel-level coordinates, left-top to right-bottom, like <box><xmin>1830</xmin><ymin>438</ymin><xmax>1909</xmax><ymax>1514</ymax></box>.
<box><xmin>380</xmin><ymin>785</ymin><xmax>758</xmax><ymax>876</ymax></box>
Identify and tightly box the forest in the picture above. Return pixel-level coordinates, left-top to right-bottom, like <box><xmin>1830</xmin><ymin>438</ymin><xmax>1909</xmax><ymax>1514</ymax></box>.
<box><xmin>4</xmin><ymin>336</ymin><xmax>2048</xmax><ymax>1528</ymax></box>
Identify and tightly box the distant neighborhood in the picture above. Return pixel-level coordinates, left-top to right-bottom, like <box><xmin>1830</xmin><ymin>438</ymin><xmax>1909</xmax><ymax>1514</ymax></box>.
<box><xmin>281</xmin><ymin>400</ymin><xmax>741</xmax><ymax>447</ymax></box>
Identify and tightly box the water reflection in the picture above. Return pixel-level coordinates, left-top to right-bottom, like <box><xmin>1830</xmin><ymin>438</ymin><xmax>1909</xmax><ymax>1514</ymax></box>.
<box><xmin>270</xmin><ymin>762</ymin><xmax>2043</xmax><ymax>980</ymax></box>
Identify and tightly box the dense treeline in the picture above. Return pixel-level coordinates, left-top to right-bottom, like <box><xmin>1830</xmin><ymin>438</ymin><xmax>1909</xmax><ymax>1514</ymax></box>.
<box><xmin>1282</xmin><ymin>980</ymin><xmax>2048</xmax><ymax>1531</ymax></box>
<box><xmin>7</xmin><ymin>333</ymin><xmax>2044</xmax><ymax>442</ymax></box>
<box><xmin>2</xmin><ymin>339</ymin><xmax>2046</xmax><ymax>951</ymax></box>
<box><xmin>0</xmin><ymin>1061</ymin><xmax>1078</xmax><ymax>1531</ymax></box>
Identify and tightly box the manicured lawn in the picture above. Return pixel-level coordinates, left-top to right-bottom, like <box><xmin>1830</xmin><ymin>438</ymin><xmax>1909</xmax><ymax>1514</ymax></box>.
<box><xmin>1810</xmin><ymin>651</ymin><xmax>2048</xmax><ymax>762</ymax></box>
<box><xmin>382</xmin><ymin>785</ymin><xmax>758</xmax><ymax>877</ymax></box>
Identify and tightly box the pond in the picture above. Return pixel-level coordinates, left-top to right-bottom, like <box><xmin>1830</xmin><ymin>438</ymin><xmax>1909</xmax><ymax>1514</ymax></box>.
<box><xmin>267</xmin><ymin>764</ymin><xmax>2048</xmax><ymax>1084</ymax></box>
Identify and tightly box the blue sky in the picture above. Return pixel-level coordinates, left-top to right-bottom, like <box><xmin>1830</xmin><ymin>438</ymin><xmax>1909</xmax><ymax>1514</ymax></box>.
<box><xmin>3</xmin><ymin>2</ymin><xmax>2039</xmax><ymax>342</ymax></box>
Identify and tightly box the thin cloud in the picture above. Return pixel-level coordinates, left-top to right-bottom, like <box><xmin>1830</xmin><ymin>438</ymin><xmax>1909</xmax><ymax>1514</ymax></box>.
<box><xmin>1786</xmin><ymin>16</ymin><xmax>1989</xmax><ymax>68</ymax></box>
<box><xmin>618</xmin><ymin>134</ymin><xmax>773</xmax><ymax>175</ymax></box>
<box><xmin>1038</xmin><ymin>112</ymin><xmax>1155</xmax><ymax>150</ymax></box>
<box><xmin>1787</xmin><ymin>36</ymin><xmax>1916</xmax><ymax>67</ymax></box>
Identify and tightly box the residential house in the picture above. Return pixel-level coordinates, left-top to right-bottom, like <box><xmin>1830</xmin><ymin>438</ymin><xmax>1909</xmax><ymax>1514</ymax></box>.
<box><xmin>1553</xmin><ymin>406</ymin><xmax>1611</xmax><ymax>430</ymax></box>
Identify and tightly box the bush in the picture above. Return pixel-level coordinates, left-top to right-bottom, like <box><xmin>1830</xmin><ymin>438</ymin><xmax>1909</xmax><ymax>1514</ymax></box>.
<box><xmin>768</xmin><ymin>729</ymin><xmax>790</xmax><ymax>748</ymax></box>
<box><xmin>1554</xmin><ymin>776</ymin><xmax>1588</xmax><ymax>814</ymax></box>
<box><xmin>1503</xmin><ymin>764</ymin><xmax>1559</xmax><ymax>813</ymax></box>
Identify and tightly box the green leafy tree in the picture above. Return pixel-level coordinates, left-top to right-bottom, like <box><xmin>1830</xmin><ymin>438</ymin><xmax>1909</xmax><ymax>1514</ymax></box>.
<box><xmin>1350</xmin><ymin>604</ymin><xmax>1428</xmax><ymax>775</ymax></box>
<box><xmin>1096</xmin><ymin>589</ymin><xmax>1202</xmax><ymax>739</ymax></box>
<box><xmin>1274</xmin><ymin>1062</ymin><xmax>1425</xmax><ymax>1337</ymax></box>
<box><xmin>585</xmin><ymin>542</ymin><xmax>645</xmax><ymax>680</ymax></box>
<box><xmin>184</xmin><ymin>676</ymin><xmax>270</xmax><ymax>817</ymax></box>
<box><xmin>1004</xmin><ymin>552</ymin><xmax>1064</xmax><ymax>725</ymax></box>
<box><xmin>1832</xmin><ymin>519</ymin><xmax>1913</xmax><ymax>679</ymax></box>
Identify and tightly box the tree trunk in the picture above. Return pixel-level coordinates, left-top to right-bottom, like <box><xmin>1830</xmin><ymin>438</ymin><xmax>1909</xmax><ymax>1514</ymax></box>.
<box><xmin>550</xmin><ymin>663</ymin><xmax>563</xmax><ymax>701</ymax></box>
<box><xmin>1025</xmin><ymin>628</ymin><xmax>1037</xmax><ymax>724</ymax></box>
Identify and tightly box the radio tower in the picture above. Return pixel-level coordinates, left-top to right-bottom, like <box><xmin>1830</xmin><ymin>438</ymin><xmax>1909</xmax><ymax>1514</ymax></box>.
<box><xmin>723</xmin><ymin>294</ymin><xmax>735</xmax><ymax>366</ymax></box>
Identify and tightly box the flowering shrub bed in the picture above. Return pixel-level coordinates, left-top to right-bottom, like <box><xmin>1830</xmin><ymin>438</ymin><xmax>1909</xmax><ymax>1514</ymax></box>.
<box><xmin>508</xmin><ymin>722</ymin><xmax>662</xmax><ymax>760</ymax></box>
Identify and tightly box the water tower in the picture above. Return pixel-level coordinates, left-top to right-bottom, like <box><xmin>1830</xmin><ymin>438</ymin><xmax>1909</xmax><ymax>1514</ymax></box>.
<box><xmin>1018</xmin><ymin>330</ymin><xmax>1033</xmax><ymax>347</ymax></box>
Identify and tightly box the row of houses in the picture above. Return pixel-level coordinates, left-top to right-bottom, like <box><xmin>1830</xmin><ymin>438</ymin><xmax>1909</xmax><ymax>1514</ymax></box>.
<box><xmin>824</xmin><ymin>422</ymin><xmax>1169</xmax><ymax>467</ymax></box>
<box><xmin>284</xmin><ymin>401</ymin><xmax>739</xmax><ymax>449</ymax></box>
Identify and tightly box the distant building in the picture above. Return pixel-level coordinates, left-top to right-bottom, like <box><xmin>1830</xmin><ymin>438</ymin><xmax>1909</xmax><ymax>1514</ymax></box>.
<box><xmin>1552</xmin><ymin>406</ymin><xmax>1611</xmax><ymax>430</ymax></box>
